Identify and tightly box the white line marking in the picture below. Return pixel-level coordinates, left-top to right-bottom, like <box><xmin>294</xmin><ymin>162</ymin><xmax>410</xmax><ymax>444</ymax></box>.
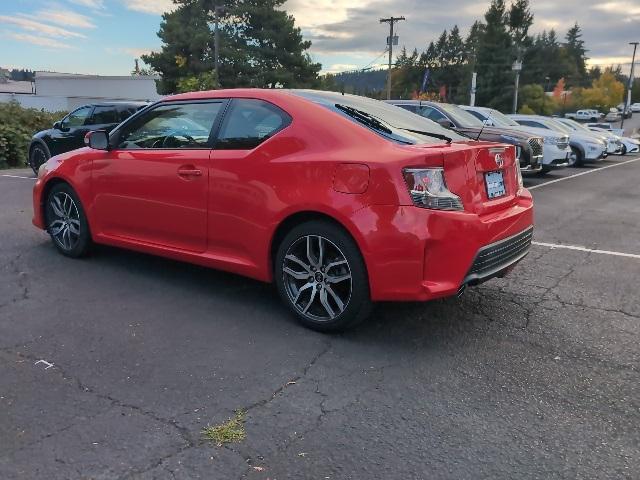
<box><xmin>1</xmin><ymin>174</ymin><xmax>35</xmax><ymax>180</ymax></box>
<box><xmin>528</xmin><ymin>157</ymin><xmax>640</xmax><ymax>190</ymax></box>
<box><xmin>34</xmin><ymin>359</ymin><xmax>55</xmax><ymax>370</ymax></box>
<box><xmin>532</xmin><ymin>241</ymin><xmax>640</xmax><ymax>259</ymax></box>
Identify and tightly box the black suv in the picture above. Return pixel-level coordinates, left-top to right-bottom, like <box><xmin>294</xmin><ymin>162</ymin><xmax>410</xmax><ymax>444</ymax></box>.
<box><xmin>28</xmin><ymin>101</ymin><xmax>148</xmax><ymax>174</ymax></box>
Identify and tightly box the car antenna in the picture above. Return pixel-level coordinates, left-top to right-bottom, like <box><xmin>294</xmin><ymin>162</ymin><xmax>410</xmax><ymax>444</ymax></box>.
<box><xmin>475</xmin><ymin>109</ymin><xmax>492</xmax><ymax>141</ymax></box>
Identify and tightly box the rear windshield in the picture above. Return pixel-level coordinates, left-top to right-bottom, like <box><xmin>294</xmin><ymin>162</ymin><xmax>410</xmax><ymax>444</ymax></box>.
<box><xmin>290</xmin><ymin>90</ymin><xmax>466</xmax><ymax>145</ymax></box>
<box><xmin>434</xmin><ymin>103</ymin><xmax>484</xmax><ymax>127</ymax></box>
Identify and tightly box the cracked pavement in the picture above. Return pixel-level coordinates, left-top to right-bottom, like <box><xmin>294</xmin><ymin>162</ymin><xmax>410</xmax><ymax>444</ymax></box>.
<box><xmin>1</xmin><ymin>158</ymin><xmax>639</xmax><ymax>479</ymax></box>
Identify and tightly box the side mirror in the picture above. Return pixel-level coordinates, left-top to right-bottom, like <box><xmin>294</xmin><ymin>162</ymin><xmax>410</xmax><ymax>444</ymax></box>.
<box><xmin>84</xmin><ymin>130</ymin><xmax>110</xmax><ymax>151</ymax></box>
<box><xmin>53</xmin><ymin>121</ymin><xmax>62</xmax><ymax>130</ymax></box>
<box><xmin>437</xmin><ymin>118</ymin><xmax>454</xmax><ymax>129</ymax></box>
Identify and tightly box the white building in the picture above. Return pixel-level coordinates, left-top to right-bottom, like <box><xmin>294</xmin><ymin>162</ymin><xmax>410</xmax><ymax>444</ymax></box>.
<box><xmin>0</xmin><ymin>71</ymin><xmax>161</xmax><ymax>111</ymax></box>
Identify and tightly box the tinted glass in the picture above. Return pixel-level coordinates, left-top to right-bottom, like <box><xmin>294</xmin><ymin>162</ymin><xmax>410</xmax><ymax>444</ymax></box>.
<box><xmin>292</xmin><ymin>90</ymin><xmax>465</xmax><ymax>144</ymax></box>
<box><xmin>216</xmin><ymin>99</ymin><xmax>291</xmax><ymax>150</ymax></box>
<box><xmin>117</xmin><ymin>102</ymin><xmax>223</xmax><ymax>149</ymax></box>
<box><xmin>91</xmin><ymin>106</ymin><xmax>118</xmax><ymax>124</ymax></box>
<box><xmin>63</xmin><ymin>106</ymin><xmax>92</xmax><ymax>128</ymax></box>
<box><xmin>432</xmin><ymin>103</ymin><xmax>484</xmax><ymax>127</ymax></box>
<box><xmin>417</xmin><ymin>106</ymin><xmax>447</xmax><ymax>122</ymax></box>
<box><xmin>465</xmin><ymin>109</ymin><xmax>487</xmax><ymax>122</ymax></box>
<box><xmin>117</xmin><ymin>105</ymin><xmax>142</xmax><ymax>122</ymax></box>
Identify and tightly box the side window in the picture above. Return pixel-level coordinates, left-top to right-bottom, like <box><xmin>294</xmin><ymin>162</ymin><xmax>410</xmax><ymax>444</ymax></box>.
<box><xmin>62</xmin><ymin>106</ymin><xmax>93</xmax><ymax>128</ymax></box>
<box><xmin>91</xmin><ymin>106</ymin><xmax>119</xmax><ymax>124</ymax></box>
<box><xmin>466</xmin><ymin>110</ymin><xmax>486</xmax><ymax>122</ymax></box>
<box><xmin>418</xmin><ymin>106</ymin><xmax>446</xmax><ymax>122</ymax></box>
<box><xmin>216</xmin><ymin>99</ymin><xmax>291</xmax><ymax>150</ymax></box>
<box><xmin>397</xmin><ymin>105</ymin><xmax>417</xmax><ymax>113</ymax></box>
<box><xmin>519</xmin><ymin>120</ymin><xmax>547</xmax><ymax>129</ymax></box>
<box><xmin>116</xmin><ymin>102</ymin><xmax>224</xmax><ymax>149</ymax></box>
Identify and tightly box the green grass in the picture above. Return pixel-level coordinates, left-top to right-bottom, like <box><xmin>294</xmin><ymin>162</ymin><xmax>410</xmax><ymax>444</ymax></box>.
<box><xmin>202</xmin><ymin>410</ymin><xmax>246</xmax><ymax>446</ymax></box>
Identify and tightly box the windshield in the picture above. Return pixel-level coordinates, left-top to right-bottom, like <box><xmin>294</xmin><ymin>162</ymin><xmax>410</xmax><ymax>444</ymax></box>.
<box><xmin>433</xmin><ymin>103</ymin><xmax>484</xmax><ymax>127</ymax></box>
<box><xmin>486</xmin><ymin>109</ymin><xmax>520</xmax><ymax>127</ymax></box>
<box><xmin>545</xmin><ymin>118</ymin><xmax>573</xmax><ymax>134</ymax></box>
<box><xmin>290</xmin><ymin>90</ymin><xmax>466</xmax><ymax>145</ymax></box>
<box><xmin>559</xmin><ymin>118</ymin><xmax>591</xmax><ymax>132</ymax></box>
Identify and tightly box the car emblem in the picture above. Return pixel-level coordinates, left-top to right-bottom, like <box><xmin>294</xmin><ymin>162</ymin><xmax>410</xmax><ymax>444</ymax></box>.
<box><xmin>494</xmin><ymin>153</ymin><xmax>504</xmax><ymax>168</ymax></box>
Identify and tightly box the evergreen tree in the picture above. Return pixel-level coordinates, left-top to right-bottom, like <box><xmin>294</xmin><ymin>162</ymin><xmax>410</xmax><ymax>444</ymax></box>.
<box><xmin>143</xmin><ymin>0</ymin><xmax>320</xmax><ymax>94</ymax></box>
<box><xmin>565</xmin><ymin>23</ymin><xmax>588</xmax><ymax>80</ymax></box>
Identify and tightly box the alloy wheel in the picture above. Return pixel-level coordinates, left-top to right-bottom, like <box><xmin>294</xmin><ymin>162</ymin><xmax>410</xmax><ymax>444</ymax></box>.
<box><xmin>30</xmin><ymin>146</ymin><xmax>47</xmax><ymax>172</ymax></box>
<box><xmin>282</xmin><ymin>235</ymin><xmax>352</xmax><ymax>321</ymax></box>
<box><xmin>48</xmin><ymin>192</ymin><xmax>81</xmax><ymax>251</ymax></box>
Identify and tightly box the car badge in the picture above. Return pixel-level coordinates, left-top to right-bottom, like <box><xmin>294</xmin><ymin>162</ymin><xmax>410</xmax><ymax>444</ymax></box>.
<box><xmin>494</xmin><ymin>153</ymin><xmax>504</xmax><ymax>168</ymax></box>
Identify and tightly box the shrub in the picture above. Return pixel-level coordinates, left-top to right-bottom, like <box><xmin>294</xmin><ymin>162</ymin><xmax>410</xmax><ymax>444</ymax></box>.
<box><xmin>0</xmin><ymin>102</ymin><xmax>67</xmax><ymax>169</ymax></box>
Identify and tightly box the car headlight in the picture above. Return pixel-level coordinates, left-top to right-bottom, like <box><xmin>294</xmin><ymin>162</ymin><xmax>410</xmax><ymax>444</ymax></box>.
<box><xmin>37</xmin><ymin>162</ymin><xmax>49</xmax><ymax>179</ymax></box>
<box><xmin>402</xmin><ymin>168</ymin><xmax>463</xmax><ymax>211</ymax></box>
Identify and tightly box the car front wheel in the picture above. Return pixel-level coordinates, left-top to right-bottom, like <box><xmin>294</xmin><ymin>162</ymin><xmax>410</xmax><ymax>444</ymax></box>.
<box><xmin>45</xmin><ymin>183</ymin><xmax>92</xmax><ymax>257</ymax></box>
<box><xmin>275</xmin><ymin>221</ymin><xmax>372</xmax><ymax>332</ymax></box>
<box><xmin>29</xmin><ymin>144</ymin><xmax>49</xmax><ymax>175</ymax></box>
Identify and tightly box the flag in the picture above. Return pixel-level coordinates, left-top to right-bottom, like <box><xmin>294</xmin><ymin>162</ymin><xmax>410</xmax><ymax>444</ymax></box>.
<box><xmin>439</xmin><ymin>84</ymin><xmax>447</xmax><ymax>101</ymax></box>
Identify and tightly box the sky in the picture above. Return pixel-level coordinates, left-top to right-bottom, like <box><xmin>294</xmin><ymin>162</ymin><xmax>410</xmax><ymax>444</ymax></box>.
<box><xmin>0</xmin><ymin>0</ymin><xmax>638</xmax><ymax>76</ymax></box>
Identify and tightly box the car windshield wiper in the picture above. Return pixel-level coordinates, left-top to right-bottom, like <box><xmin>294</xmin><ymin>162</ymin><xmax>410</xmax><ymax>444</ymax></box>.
<box><xmin>335</xmin><ymin>104</ymin><xmax>452</xmax><ymax>144</ymax></box>
<box><xmin>335</xmin><ymin>104</ymin><xmax>392</xmax><ymax>134</ymax></box>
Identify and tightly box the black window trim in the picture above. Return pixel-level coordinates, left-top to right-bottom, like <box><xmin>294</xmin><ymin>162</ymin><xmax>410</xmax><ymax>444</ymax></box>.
<box><xmin>214</xmin><ymin>98</ymin><xmax>293</xmax><ymax>151</ymax></box>
<box><xmin>90</xmin><ymin>105</ymin><xmax>119</xmax><ymax>125</ymax></box>
<box><xmin>110</xmin><ymin>99</ymin><xmax>230</xmax><ymax>151</ymax></box>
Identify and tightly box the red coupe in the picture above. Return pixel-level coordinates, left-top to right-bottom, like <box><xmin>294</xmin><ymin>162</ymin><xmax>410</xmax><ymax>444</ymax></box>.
<box><xmin>33</xmin><ymin>89</ymin><xmax>534</xmax><ymax>331</ymax></box>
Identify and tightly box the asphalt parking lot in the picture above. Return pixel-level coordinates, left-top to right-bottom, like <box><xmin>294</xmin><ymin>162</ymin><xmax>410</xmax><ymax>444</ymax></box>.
<box><xmin>1</xmin><ymin>156</ymin><xmax>639</xmax><ymax>479</ymax></box>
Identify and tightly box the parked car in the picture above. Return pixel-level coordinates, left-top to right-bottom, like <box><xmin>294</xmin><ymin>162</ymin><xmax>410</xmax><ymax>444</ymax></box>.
<box><xmin>27</xmin><ymin>101</ymin><xmax>148</xmax><ymax>174</ymax></box>
<box><xmin>587</xmin><ymin>126</ymin><xmax>640</xmax><ymax>155</ymax></box>
<box><xmin>630</xmin><ymin>103</ymin><xmax>640</xmax><ymax>113</ymax></box>
<box><xmin>586</xmin><ymin>122</ymin><xmax>624</xmax><ymax>136</ymax></box>
<box><xmin>461</xmin><ymin>105</ymin><xmax>571</xmax><ymax>173</ymax></box>
<box><xmin>604</xmin><ymin>108</ymin><xmax>622</xmax><ymax>122</ymax></box>
<box><xmin>386</xmin><ymin>100</ymin><xmax>543</xmax><ymax>173</ymax></box>
<box><xmin>564</xmin><ymin>109</ymin><xmax>602</xmax><ymax>121</ymax></box>
<box><xmin>33</xmin><ymin>89</ymin><xmax>534</xmax><ymax>331</ymax></box>
<box><xmin>555</xmin><ymin>118</ymin><xmax>622</xmax><ymax>155</ymax></box>
<box><xmin>509</xmin><ymin>114</ymin><xmax>606</xmax><ymax>167</ymax></box>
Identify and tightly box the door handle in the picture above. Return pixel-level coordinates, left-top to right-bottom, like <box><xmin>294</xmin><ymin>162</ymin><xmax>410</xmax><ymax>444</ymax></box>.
<box><xmin>177</xmin><ymin>167</ymin><xmax>202</xmax><ymax>177</ymax></box>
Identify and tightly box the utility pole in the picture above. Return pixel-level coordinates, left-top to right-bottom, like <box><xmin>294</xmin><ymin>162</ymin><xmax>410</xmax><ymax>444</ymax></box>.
<box><xmin>380</xmin><ymin>16</ymin><xmax>405</xmax><ymax>100</ymax></box>
<box><xmin>512</xmin><ymin>60</ymin><xmax>522</xmax><ymax>114</ymax></box>
<box><xmin>211</xmin><ymin>5</ymin><xmax>225</xmax><ymax>84</ymax></box>
<box><xmin>621</xmin><ymin>41</ymin><xmax>638</xmax><ymax>130</ymax></box>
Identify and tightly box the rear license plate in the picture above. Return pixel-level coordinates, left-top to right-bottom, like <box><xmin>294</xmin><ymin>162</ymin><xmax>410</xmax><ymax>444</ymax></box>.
<box><xmin>485</xmin><ymin>171</ymin><xmax>506</xmax><ymax>199</ymax></box>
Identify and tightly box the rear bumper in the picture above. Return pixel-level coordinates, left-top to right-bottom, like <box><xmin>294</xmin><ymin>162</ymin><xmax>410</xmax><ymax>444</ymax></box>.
<box><xmin>352</xmin><ymin>191</ymin><xmax>534</xmax><ymax>301</ymax></box>
<box><xmin>32</xmin><ymin>178</ymin><xmax>46</xmax><ymax>229</ymax></box>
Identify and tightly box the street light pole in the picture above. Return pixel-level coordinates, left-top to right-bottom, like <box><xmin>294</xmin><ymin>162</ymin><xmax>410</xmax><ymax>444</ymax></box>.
<box><xmin>512</xmin><ymin>60</ymin><xmax>522</xmax><ymax>114</ymax></box>
<box><xmin>380</xmin><ymin>16</ymin><xmax>405</xmax><ymax>100</ymax></box>
<box><xmin>621</xmin><ymin>41</ymin><xmax>638</xmax><ymax>130</ymax></box>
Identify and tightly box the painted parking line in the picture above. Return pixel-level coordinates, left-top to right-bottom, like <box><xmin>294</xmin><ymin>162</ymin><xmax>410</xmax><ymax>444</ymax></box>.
<box><xmin>532</xmin><ymin>241</ymin><xmax>640</xmax><ymax>260</ymax></box>
<box><xmin>528</xmin><ymin>156</ymin><xmax>640</xmax><ymax>190</ymax></box>
<box><xmin>1</xmin><ymin>174</ymin><xmax>35</xmax><ymax>180</ymax></box>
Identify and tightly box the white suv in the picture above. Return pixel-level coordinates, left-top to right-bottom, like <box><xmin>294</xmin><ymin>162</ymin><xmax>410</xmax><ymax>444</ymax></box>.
<box><xmin>509</xmin><ymin>114</ymin><xmax>606</xmax><ymax>167</ymax></box>
<box><xmin>461</xmin><ymin>106</ymin><xmax>571</xmax><ymax>173</ymax></box>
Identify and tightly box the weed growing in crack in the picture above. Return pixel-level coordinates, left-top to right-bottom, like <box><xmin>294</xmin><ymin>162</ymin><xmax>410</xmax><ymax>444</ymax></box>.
<box><xmin>202</xmin><ymin>410</ymin><xmax>246</xmax><ymax>446</ymax></box>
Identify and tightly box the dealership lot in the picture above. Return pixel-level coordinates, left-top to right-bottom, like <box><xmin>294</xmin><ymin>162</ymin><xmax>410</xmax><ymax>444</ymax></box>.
<box><xmin>1</xmin><ymin>157</ymin><xmax>639</xmax><ymax>479</ymax></box>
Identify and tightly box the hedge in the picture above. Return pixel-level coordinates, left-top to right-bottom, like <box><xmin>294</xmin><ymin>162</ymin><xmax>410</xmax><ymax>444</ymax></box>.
<box><xmin>0</xmin><ymin>101</ymin><xmax>67</xmax><ymax>169</ymax></box>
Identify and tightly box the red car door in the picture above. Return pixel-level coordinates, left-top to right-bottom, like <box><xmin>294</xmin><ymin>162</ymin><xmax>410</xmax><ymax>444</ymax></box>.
<box><xmin>90</xmin><ymin>101</ymin><xmax>226</xmax><ymax>253</ymax></box>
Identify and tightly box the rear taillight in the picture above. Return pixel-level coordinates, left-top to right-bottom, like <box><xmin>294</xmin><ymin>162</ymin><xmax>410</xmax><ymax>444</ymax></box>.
<box><xmin>402</xmin><ymin>168</ymin><xmax>463</xmax><ymax>211</ymax></box>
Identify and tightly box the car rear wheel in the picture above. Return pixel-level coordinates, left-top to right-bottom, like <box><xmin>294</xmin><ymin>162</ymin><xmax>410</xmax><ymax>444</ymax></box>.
<box><xmin>568</xmin><ymin>146</ymin><xmax>583</xmax><ymax>167</ymax></box>
<box><xmin>275</xmin><ymin>221</ymin><xmax>372</xmax><ymax>332</ymax></box>
<box><xmin>29</xmin><ymin>144</ymin><xmax>49</xmax><ymax>175</ymax></box>
<box><xmin>45</xmin><ymin>183</ymin><xmax>91</xmax><ymax>257</ymax></box>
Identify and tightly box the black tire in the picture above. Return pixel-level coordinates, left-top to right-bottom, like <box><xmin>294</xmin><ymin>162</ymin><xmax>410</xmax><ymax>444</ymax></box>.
<box><xmin>275</xmin><ymin>220</ymin><xmax>372</xmax><ymax>332</ymax></box>
<box><xmin>44</xmin><ymin>183</ymin><xmax>92</xmax><ymax>258</ymax></box>
<box><xmin>621</xmin><ymin>145</ymin><xmax>627</xmax><ymax>155</ymax></box>
<box><xmin>29</xmin><ymin>143</ymin><xmax>49</xmax><ymax>175</ymax></box>
<box><xmin>569</xmin><ymin>146</ymin><xmax>583</xmax><ymax>167</ymax></box>
<box><xmin>538</xmin><ymin>165</ymin><xmax>552</xmax><ymax>175</ymax></box>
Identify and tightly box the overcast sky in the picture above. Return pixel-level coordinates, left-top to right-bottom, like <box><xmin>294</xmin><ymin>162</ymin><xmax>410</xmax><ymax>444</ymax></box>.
<box><xmin>1</xmin><ymin>0</ymin><xmax>638</xmax><ymax>76</ymax></box>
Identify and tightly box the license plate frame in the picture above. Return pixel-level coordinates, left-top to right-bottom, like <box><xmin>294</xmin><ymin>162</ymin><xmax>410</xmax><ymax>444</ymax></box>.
<box><xmin>485</xmin><ymin>170</ymin><xmax>506</xmax><ymax>199</ymax></box>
